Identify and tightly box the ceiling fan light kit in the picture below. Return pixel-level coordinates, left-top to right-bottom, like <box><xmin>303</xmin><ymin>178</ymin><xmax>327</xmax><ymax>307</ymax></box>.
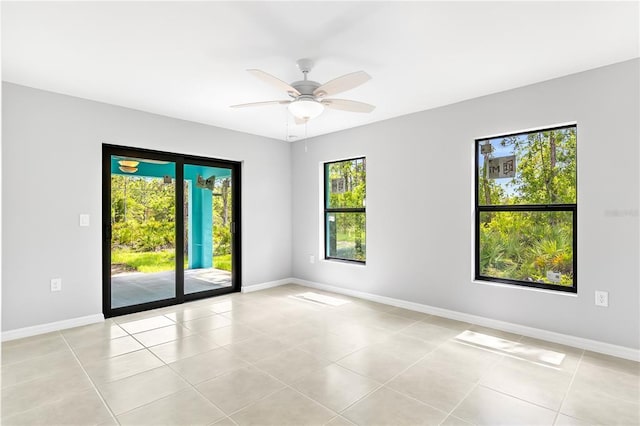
<box><xmin>118</xmin><ymin>160</ymin><xmax>140</xmax><ymax>168</ymax></box>
<box><xmin>231</xmin><ymin>58</ymin><xmax>375</xmax><ymax>123</ymax></box>
<box><xmin>118</xmin><ymin>165</ymin><xmax>138</xmax><ymax>173</ymax></box>
<box><xmin>288</xmin><ymin>97</ymin><xmax>324</xmax><ymax>121</ymax></box>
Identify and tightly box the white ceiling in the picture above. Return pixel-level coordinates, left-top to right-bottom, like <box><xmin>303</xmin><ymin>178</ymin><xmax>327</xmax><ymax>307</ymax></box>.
<box><xmin>2</xmin><ymin>2</ymin><xmax>638</xmax><ymax>141</ymax></box>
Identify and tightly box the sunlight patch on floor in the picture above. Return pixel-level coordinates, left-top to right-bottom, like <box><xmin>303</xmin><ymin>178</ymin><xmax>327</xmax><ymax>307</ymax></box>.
<box><xmin>455</xmin><ymin>330</ymin><xmax>566</xmax><ymax>367</ymax></box>
<box><xmin>289</xmin><ymin>292</ymin><xmax>351</xmax><ymax>306</ymax></box>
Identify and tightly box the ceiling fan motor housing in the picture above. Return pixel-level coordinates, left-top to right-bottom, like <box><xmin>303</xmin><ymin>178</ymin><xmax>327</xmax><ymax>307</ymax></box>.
<box><xmin>291</xmin><ymin>80</ymin><xmax>320</xmax><ymax>96</ymax></box>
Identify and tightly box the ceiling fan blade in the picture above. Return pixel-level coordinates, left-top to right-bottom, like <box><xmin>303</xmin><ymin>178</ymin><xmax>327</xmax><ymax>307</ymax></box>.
<box><xmin>129</xmin><ymin>157</ymin><xmax>170</xmax><ymax>165</ymax></box>
<box><xmin>114</xmin><ymin>156</ymin><xmax>169</xmax><ymax>165</ymax></box>
<box><xmin>247</xmin><ymin>69</ymin><xmax>301</xmax><ymax>96</ymax></box>
<box><xmin>321</xmin><ymin>99</ymin><xmax>376</xmax><ymax>113</ymax></box>
<box><xmin>230</xmin><ymin>100</ymin><xmax>291</xmax><ymax>108</ymax></box>
<box><xmin>314</xmin><ymin>71</ymin><xmax>371</xmax><ymax>97</ymax></box>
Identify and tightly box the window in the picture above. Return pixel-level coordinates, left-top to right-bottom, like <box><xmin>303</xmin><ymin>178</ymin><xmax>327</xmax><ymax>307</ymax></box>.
<box><xmin>475</xmin><ymin>125</ymin><xmax>577</xmax><ymax>292</ymax></box>
<box><xmin>324</xmin><ymin>157</ymin><xmax>366</xmax><ymax>263</ymax></box>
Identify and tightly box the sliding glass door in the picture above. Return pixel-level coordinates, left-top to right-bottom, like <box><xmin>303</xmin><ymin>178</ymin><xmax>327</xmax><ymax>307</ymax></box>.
<box><xmin>103</xmin><ymin>145</ymin><xmax>241</xmax><ymax>317</ymax></box>
<box><xmin>183</xmin><ymin>162</ymin><xmax>234</xmax><ymax>296</ymax></box>
<box><xmin>108</xmin><ymin>156</ymin><xmax>177</xmax><ymax>309</ymax></box>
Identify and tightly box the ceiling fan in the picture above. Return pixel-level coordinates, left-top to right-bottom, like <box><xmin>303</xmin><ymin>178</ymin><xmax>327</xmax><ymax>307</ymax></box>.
<box><xmin>113</xmin><ymin>156</ymin><xmax>169</xmax><ymax>173</ymax></box>
<box><xmin>231</xmin><ymin>59</ymin><xmax>375</xmax><ymax>123</ymax></box>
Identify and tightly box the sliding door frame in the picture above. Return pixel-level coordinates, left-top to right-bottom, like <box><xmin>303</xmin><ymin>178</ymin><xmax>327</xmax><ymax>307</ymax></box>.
<box><xmin>102</xmin><ymin>144</ymin><xmax>242</xmax><ymax>318</ymax></box>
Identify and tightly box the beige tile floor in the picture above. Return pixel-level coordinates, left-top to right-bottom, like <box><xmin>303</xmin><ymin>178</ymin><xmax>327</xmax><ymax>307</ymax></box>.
<box><xmin>1</xmin><ymin>284</ymin><xmax>638</xmax><ymax>425</ymax></box>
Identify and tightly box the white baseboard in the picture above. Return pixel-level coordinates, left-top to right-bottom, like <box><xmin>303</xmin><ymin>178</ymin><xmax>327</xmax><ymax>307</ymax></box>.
<box><xmin>2</xmin><ymin>314</ymin><xmax>104</xmax><ymax>342</ymax></box>
<box><xmin>242</xmin><ymin>278</ymin><xmax>293</xmax><ymax>293</ymax></box>
<box><xmin>291</xmin><ymin>278</ymin><xmax>640</xmax><ymax>362</ymax></box>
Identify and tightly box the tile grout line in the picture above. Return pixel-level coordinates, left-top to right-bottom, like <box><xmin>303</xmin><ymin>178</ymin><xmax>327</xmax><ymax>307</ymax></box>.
<box><xmin>59</xmin><ymin>332</ymin><xmax>121</xmax><ymax>425</ymax></box>
<box><xmin>474</xmin><ymin>383</ymin><xmax>562</xmax><ymax>414</ymax></box>
<box><xmin>96</xmin><ymin>311</ymin><xmax>240</xmax><ymax>422</ymax></box>
<box><xmin>334</xmin><ymin>315</ymin><xmax>476</xmax><ymax>421</ymax></box>
<box><xmin>228</xmin><ymin>330</ymin><xmax>386</xmax><ymax>424</ymax></box>
<box><xmin>134</xmin><ymin>301</ymin><xmax>328</xmax><ymax>422</ymax></box>
<box><xmin>551</xmin><ymin>349</ymin><xmax>585</xmax><ymax>425</ymax></box>
<box><xmin>211</xmin><ymin>347</ymin><xmax>340</xmax><ymax>421</ymax></box>
<box><xmin>0</xmin><ymin>331</ymin><xmax>74</xmax><ymax>421</ymax></box>
<box><xmin>127</xmin><ymin>333</ymin><xmax>233</xmax><ymax>424</ymax></box>
<box><xmin>332</xmin><ymin>332</ymin><xmax>457</xmax><ymax>421</ymax></box>
<box><xmin>217</xmin><ymin>368</ymin><xmax>302</xmax><ymax>420</ymax></box>
<box><xmin>195</xmin><ymin>305</ymin><xmax>336</xmax><ymax>419</ymax></box>
<box><xmin>324</xmin><ymin>414</ymin><xmax>357</xmax><ymax>426</ymax></box>
<box><xmin>332</xmin><ymin>327</ymin><xmax>519</xmax><ymax>424</ymax></box>
<box><xmin>107</xmin><ymin>309</ymin><xmax>259</xmax><ymax>423</ymax></box>
<box><xmin>223</xmin><ymin>317</ymin><xmax>343</xmax><ymax>418</ymax></box>
<box><xmin>169</xmin><ymin>349</ymin><xmax>242</xmax><ymax>422</ymax></box>
<box><xmin>200</xmin><ymin>300</ymin><xmax>389</xmax><ymax>422</ymax></box>
<box><xmin>439</xmin><ymin>383</ymin><xmax>481</xmax><ymax>425</ymax></box>
<box><xmin>114</xmin><ymin>364</ymin><xmax>230</xmax><ymax>425</ymax></box>
<box><xmin>444</xmin><ymin>335</ymin><xmax>585</xmax><ymax>422</ymax></box>
<box><xmin>436</xmin><ymin>341</ymin><xmax>589</xmax><ymax>423</ymax></box>
<box><xmin>321</xmin><ymin>316</ymin><xmax>441</xmax><ymax>366</ymax></box>
<box><xmin>437</xmin><ymin>352</ymin><xmax>507</xmax><ymax>425</ymax></box>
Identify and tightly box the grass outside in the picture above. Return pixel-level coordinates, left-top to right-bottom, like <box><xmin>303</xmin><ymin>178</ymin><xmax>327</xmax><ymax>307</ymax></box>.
<box><xmin>112</xmin><ymin>249</ymin><xmax>231</xmax><ymax>273</ymax></box>
<box><xmin>214</xmin><ymin>254</ymin><xmax>232</xmax><ymax>271</ymax></box>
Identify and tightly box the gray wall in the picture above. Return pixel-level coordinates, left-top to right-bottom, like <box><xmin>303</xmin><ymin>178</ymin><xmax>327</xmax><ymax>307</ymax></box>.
<box><xmin>2</xmin><ymin>83</ymin><xmax>292</xmax><ymax>331</ymax></box>
<box><xmin>292</xmin><ymin>59</ymin><xmax>640</xmax><ymax>349</ymax></box>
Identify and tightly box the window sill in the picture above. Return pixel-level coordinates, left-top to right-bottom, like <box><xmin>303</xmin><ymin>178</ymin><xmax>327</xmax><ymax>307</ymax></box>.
<box><xmin>321</xmin><ymin>258</ymin><xmax>367</xmax><ymax>267</ymax></box>
<box><xmin>472</xmin><ymin>279</ymin><xmax>578</xmax><ymax>297</ymax></box>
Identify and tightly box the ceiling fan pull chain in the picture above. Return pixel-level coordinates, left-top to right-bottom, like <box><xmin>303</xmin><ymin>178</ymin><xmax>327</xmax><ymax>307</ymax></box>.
<box><xmin>285</xmin><ymin>107</ymin><xmax>290</xmax><ymax>141</ymax></box>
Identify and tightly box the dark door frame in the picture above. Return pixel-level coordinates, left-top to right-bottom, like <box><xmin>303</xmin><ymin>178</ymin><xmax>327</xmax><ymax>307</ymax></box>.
<box><xmin>102</xmin><ymin>144</ymin><xmax>242</xmax><ymax>318</ymax></box>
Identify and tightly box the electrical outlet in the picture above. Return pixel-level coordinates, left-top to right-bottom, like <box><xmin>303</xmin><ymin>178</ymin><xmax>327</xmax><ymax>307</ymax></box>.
<box><xmin>309</xmin><ymin>255</ymin><xmax>315</xmax><ymax>264</ymax></box>
<box><xmin>51</xmin><ymin>278</ymin><xmax>62</xmax><ymax>292</ymax></box>
<box><xmin>79</xmin><ymin>214</ymin><xmax>90</xmax><ymax>227</ymax></box>
<box><xmin>595</xmin><ymin>290</ymin><xmax>608</xmax><ymax>307</ymax></box>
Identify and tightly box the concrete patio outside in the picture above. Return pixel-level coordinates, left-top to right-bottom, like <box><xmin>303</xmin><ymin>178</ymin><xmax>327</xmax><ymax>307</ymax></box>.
<box><xmin>111</xmin><ymin>268</ymin><xmax>231</xmax><ymax>308</ymax></box>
